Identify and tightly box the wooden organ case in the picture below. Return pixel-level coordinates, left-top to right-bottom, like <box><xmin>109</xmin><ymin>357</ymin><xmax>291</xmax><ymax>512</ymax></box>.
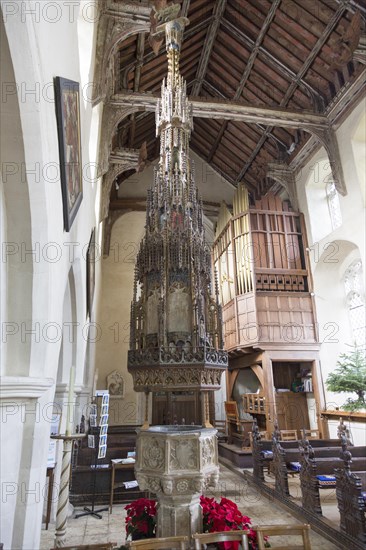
<box><xmin>213</xmin><ymin>187</ymin><xmax>325</xmax><ymax>437</ymax></box>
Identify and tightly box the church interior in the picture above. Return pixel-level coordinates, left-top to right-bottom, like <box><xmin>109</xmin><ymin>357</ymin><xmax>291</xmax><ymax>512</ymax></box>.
<box><xmin>0</xmin><ymin>0</ymin><xmax>365</xmax><ymax>549</ymax></box>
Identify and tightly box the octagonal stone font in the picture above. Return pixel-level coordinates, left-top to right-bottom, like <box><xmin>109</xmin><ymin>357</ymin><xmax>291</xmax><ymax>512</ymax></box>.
<box><xmin>135</xmin><ymin>425</ymin><xmax>219</xmax><ymax>538</ymax></box>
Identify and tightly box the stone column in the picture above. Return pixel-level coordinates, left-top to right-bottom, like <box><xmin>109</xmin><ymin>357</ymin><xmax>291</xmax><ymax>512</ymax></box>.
<box><xmin>157</xmin><ymin>492</ymin><xmax>202</xmax><ymax>538</ymax></box>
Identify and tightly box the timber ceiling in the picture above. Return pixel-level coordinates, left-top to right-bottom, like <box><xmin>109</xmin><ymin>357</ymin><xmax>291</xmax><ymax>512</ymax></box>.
<box><xmin>112</xmin><ymin>0</ymin><xmax>365</xmax><ymax>196</ymax></box>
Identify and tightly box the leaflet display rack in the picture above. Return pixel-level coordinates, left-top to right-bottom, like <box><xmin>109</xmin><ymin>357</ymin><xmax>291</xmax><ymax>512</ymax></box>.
<box><xmin>75</xmin><ymin>393</ymin><xmax>109</xmax><ymax>519</ymax></box>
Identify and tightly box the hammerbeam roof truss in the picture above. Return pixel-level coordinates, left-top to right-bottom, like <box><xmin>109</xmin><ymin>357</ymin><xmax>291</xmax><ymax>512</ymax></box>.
<box><xmin>108</xmin><ymin>0</ymin><xmax>365</xmax><ymax>195</ymax></box>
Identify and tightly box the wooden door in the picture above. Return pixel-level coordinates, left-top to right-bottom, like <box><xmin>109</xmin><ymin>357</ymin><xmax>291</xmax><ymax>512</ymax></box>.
<box><xmin>275</xmin><ymin>392</ymin><xmax>310</xmax><ymax>431</ymax></box>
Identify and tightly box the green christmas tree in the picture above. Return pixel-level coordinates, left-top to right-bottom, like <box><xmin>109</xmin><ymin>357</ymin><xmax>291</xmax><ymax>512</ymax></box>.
<box><xmin>326</xmin><ymin>345</ymin><xmax>366</xmax><ymax>411</ymax></box>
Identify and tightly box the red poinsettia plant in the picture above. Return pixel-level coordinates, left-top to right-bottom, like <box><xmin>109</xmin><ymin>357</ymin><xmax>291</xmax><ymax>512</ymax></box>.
<box><xmin>200</xmin><ymin>496</ymin><xmax>266</xmax><ymax>550</ymax></box>
<box><xmin>122</xmin><ymin>496</ymin><xmax>268</xmax><ymax>550</ymax></box>
<box><xmin>124</xmin><ymin>498</ymin><xmax>157</xmax><ymax>541</ymax></box>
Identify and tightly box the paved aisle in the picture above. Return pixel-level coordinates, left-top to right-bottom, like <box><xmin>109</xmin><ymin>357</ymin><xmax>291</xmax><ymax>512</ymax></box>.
<box><xmin>41</xmin><ymin>464</ymin><xmax>339</xmax><ymax>549</ymax></box>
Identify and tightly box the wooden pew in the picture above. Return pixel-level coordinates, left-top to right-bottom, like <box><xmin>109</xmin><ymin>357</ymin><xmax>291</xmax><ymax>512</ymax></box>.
<box><xmin>299</xmin><ymin>437</ymin><xmax>366</xmax><ymax>515</ymax></box>
<box><xmin>272</xmin><ymin>438</ymin><xmax>345</xmax><ymax>497</ymax></box>
<box><xmin>267</xmin><ymin>424</ymin><xmax>349</xmax><ymax>497</ymax></box>
<box><xmin>224</xmin><ymin>401</ymin><xmax>252</xmax><ymax>450</ymax></box>
<box><xmin>272</xmin><ymin>437</ymin><xmax>303</xmax><ymax>496</ymax></box>
<box><xmin>335</xmin><ymin>435</ymin><xmax>366</xmax><ymax>545</ymax></box>
<box><xmin>251</xmin><ymin>421</ymin><xmax>274</xmax><ymax>482</ymax></box>
<box><xmin>252</xmin><ymin>422</ymin><xmax>304</xmax><ymax>482</ymax></box>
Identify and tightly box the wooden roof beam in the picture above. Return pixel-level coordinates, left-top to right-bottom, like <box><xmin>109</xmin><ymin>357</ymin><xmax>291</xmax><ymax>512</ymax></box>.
<box><xmin>111</xmin><ymin>91</ymin><xmax>328</xmax><ymax>129</ymax></box>
<box><xmin>191</xmin><ymin>0</ymin><xmax>227</xmax><ymax>97</ymax></box>
<box><xmin>110</xmin><ymin>197</ymin><xmax>224</xmax><ymax>209</ymax></box>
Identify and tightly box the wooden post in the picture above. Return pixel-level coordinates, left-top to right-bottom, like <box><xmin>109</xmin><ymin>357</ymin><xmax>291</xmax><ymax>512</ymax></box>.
<box><xmin>52</xmin><ymin>434</ymin><xmax>85</xmax><ymax>547</ymax></box>
<box><xmin>202</xmin><ymin>391</ymin><xmax>213</xmax><ymax>428</ymax></box>
<box><xmin>262</xmin><ymin>353</ymin><xmax>276</xmax><ymax>436</ymax></box>
<box><xmin>142</xmin><ymin>391</ymin><xmax>150</xmax><ymax>430</ymax></box>
<box><xmin>311</xmin><ymin>359</ymin><xmax>329</xmax><ymax>438</ymax></box>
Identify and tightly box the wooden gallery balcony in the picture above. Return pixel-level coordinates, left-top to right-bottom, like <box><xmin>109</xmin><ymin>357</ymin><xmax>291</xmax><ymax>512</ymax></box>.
<box><xmin>213</xmin><ymin>189</ymin><xmax>318</xmax><ymax>353</ymax></box>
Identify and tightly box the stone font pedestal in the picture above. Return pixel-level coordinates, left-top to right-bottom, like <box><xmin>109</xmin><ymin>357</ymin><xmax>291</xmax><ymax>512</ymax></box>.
<box><xmin>135</xmin><ymin>426</ymin><xmax>219</xmax><ymax>539</ymax></box>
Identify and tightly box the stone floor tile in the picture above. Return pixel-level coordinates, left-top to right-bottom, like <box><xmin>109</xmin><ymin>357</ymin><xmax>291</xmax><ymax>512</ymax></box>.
<box><xmin>41</xmin><ymin>463</ymin><xmax>340</xmax><ymax>549</ymax></box>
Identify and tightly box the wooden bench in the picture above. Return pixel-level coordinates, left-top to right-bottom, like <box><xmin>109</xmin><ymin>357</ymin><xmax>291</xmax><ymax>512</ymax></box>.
<box><xmin>50</xmin><ymin>544</ymin><xmax>117</xmax><ymax>550</ymax></box>
<box><xmin>224</xmin><ymin>401</ymin><xmax>251</xmax><ymax>450</ymax></box>
<box><xmin>335</xmin><ymin>435</ymin><xmax>366</xmax><ymax>544</ymax></box>
<box><xmin>252</xmin><ymin>421</ymin><xmax>316</xmax><ymax>485</ymax></box>
<box><xmin>254</xmin><ymin>523</ymin><xmax>311</xmax><ymax>550</ymax></box>
<box><xmin>303</xmin><ymin>429</ymin><xmax>320</xmax><ymax>439</ymax></box>
<box><xmin>128</xmin><ymin>536</ymin><xmax>189</xmax><ymax>549</ymax></box>
<box><xmin>213</xmin><ymin>419</ymin><xmax>228</xmax><ymax>441</ymax></box>
<box><xmin>193</xmin><ymin>530</ymin><xmax>249</xmax><ymax>550</ymax></box>
<box><xmin>271</xmin><ymin>437</ymin><xmax>303</xmax><ymax>496</ymax></box>
<box><xmin>251</xmin><ymin>420</ymin><xmax>274</xmax><ymax>481</ymax></box>
<box><xmin>71</xmin><ymin>443</ymin><xmax>146</xmax><ymax>506</ymax></box>
<box><xmin>280</xmin><ymin>429</ymin><xmax>298</xmax><ymax>441</ymax></box>
<box><xmin>299</xmin><ymin>437</ymin><xmax>366</xmax><ymax>515</ymax></box>
<box><xmin>272</xmin><ymin>439</ymin><xmax>346</xmax><ymax>497</ymax></box>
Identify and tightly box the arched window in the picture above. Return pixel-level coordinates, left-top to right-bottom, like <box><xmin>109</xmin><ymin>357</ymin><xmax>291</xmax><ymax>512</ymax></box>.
<box><xmin>326</xmin><ymin>181</ymin><xmax>342</xmax><ymax>230</ymax></box>
<box><xmin>344</xmin><ymin>260</ymin><xmax>365</xmax><ymax>347</ymax></box>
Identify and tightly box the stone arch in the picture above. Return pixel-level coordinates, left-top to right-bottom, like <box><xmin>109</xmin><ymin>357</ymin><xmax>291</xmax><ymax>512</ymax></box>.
<box><xmin>232</xmin><ymin>368</ymin><xmax>262</xmax><ymax>400</ymax></box>
<box><xmin>77</xmin><ymin>1</ymin><xmax>96</xmax><ymax>109</ymax></box>
<box><xmin>314</xmin><ymin>240</ymin><xmax>364</xmax><ymax>411</ymax></box>
<box><xmin>100</xmin><ymin>158</ymin><xmax>139</xmax><ymax>220</ymax></box>
<box><xmin>350</xmin><ymin>107</ymin><xmax>366</xmax><ymax>205</ymax></box>
<box><xmin>56</xmin><ymin>267</ymin><xmax>78</xmax><ymax>386</ymax></box>
<box><xmin>103</xmin><ymin>209</ymin><xmax>133</xmax><ymax>257</ymax></box>
<box><xmin>313</xmin><ymin>239</ymin><xmax>359</xmax><ymax>377</ymax></box>
<box><xmin>304</xmin><ymin>154</ymin><xmax>335</xmax><ymax>243</ymax></box>
<box><xmin>99</xmin><ymin>105</ymin><xmax>142</xmax><ymax>175</ymax></box>
<box><xmin>0</xmin><ymin>8</ymin><xmax>49</xmax><ymax>377</ymax></box>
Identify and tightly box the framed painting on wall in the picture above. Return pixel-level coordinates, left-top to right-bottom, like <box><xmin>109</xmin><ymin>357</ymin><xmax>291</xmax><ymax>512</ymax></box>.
<box><xmin>54</xmin><ymin>76</ymin><xmax>83</xmax><ymax>231</ymax></box>
<box><xmin>86</xmin><ymin>228</ymin><xmax>96</xmax><ymax>317</ymax></box>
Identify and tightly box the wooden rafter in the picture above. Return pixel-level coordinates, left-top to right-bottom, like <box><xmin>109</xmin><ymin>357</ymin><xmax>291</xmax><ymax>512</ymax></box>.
<box><xmin>180</xmin><ymin>0</ymin><xmax>190</xmax><ymax>18</ymax></box>
<box><xmin>220</xmin><ymin>18</ymin><xmax>325</xmax><ymax>105</ymax></box>
<box><xmin>334</xmin><ymin>0</ymin><xmax>366</xmax><ymax>15</ymax></box>
<box><xmin>99</xmin><ymin>0</ymin><xmax>362</xmax><ymax>215</ymax></box>
<box><xmin>120</xmin><ymin>19</ymin><xmax>210</xmax><ymax>90</ymax></box>
<box><xmin>191</xmin><ymin>0</ymin><xmax>227</xmax><ymax>97</ymax></box>
<box><xmin>236</xmin><ymin>3</ymin><xmax>348</xmax><ymax>183</ymax></box>
<box><xmin>207</xmin><ymin>0</ymin><xmax>281</xmax><ymax>163</ymax></box>
<box><xmin>283</xmin><ymin>5</ymin><xmax>349</xmax><ymax>104</ymax></box>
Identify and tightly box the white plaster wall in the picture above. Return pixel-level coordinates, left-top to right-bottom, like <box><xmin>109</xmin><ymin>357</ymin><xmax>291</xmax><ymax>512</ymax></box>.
<box><xmin>95</xmin><ymin>212</ymin><xmax>146</xmax><ymax>425</ymax></box>
<box><xmin>0</xmin><ymin>176</ymin><xmax>6</xmax><ymax>373</ymax></box>
<box><xmin>118</xmin><ymin>149</ymin><xmax>235</xmax><ymax>211</ymax></box>
<box><xmin>295</xmin><ymin>98</ymin><xmax>366</xmax><ymax>445</ymax></box>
